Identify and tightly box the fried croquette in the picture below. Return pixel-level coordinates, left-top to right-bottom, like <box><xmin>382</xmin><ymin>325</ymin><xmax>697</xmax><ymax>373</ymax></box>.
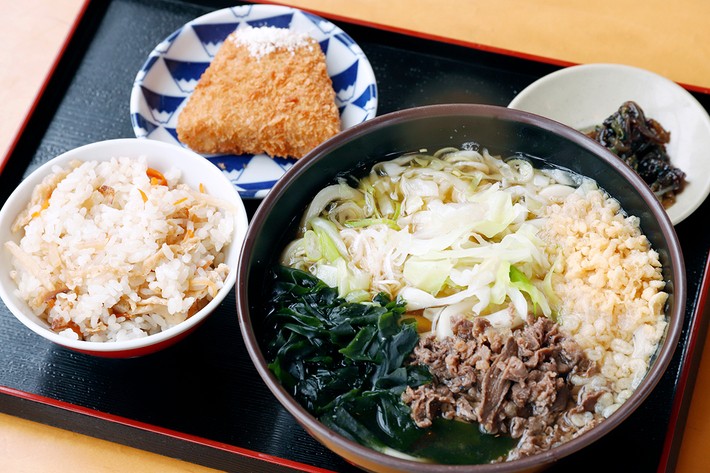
<box><xmin>176</xmin><ymin>26</ymin><xmax>341</xmax><ymax>159</ymax></box>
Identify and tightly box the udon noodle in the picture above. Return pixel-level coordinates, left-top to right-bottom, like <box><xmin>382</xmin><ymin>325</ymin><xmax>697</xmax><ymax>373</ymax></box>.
<box><xmin>272</xmin><ymin>145</ymin><xmax>667</xmax><ymax>462</ymax></box>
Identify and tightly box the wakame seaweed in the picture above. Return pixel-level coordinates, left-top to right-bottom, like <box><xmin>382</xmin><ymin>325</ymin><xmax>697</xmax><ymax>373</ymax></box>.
<box><xmin>265</xmin><ymin>266</ymin><xmax>431</xmax><ymax>451</ymax></box>
<box><xmin>265</xmin><ymin>266</ymin><xmax>518</xmax><ymax>462</ymax></box>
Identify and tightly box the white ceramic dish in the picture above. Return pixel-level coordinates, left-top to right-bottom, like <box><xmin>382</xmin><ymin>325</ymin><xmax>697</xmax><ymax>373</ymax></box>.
<box><xmin>508</xmin><ymin>63</ymin><xmax>710</xmax><ymax>225</ymax></box>
<box><xmin>0</xmin><ymin>139</ymin><xmax>249</xmax><ymax>358</ymax></box>
<box><xmin>130</xmin><ymin>4</ymin><xmax>378</xmax><ymax>199</ymax></box>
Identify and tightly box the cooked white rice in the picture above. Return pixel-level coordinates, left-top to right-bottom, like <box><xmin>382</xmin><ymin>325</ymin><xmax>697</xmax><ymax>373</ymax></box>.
<box><xmin>5</xmin><ymin>156</ymin><xmax>236</xmax><ymax>342</ymax></box>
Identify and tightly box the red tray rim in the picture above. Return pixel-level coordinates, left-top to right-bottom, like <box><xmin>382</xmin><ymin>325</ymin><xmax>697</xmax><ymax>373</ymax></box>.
<box><xmin>2</xmin><ymin>1</ymin><xmax>709</xmax><ymax>472</ymax></box>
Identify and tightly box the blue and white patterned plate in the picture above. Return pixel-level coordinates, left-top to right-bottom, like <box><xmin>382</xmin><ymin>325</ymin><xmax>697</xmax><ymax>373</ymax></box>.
<box><xmin>130</xmin><ymin>4</ymin><xmax>378</xmax><ymax>199</ymax></box>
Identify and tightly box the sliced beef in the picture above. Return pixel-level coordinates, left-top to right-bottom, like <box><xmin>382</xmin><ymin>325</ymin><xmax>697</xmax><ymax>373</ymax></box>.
<box><xmin>402</xmin><ymin>314</ymin><xmax>604</xmax><ymax>459</ymax></box>
<box><xmin>478</xmin><ymin>337</ymin><xmax>519</xmax><ymax>432</ymax></box>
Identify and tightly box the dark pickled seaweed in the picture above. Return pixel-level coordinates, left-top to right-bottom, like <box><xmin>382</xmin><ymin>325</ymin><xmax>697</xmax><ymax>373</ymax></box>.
<box><xmin>587</xmin><ymin>101</ymin><xmax>685</xmax><ymax>207</ymax></box>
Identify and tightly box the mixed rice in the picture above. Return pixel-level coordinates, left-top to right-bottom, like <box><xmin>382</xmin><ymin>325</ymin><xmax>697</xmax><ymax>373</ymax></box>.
<box><xmin>5</xmin><ymin>157</ymin><xmax>236</xmax><ymax>342</ymax></box>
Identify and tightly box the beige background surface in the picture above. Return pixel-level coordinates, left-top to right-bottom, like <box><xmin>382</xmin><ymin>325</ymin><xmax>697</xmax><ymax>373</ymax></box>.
<box><xmin>1</xmin><ymin>0</ymin><xmax>709</xmax><ymax>472</ymax></box>
<box><xmin>0</xmin><ymin>0</ymin><xmax>83</xmax><ymax>162</ymax></box>
<box><xmin>283</xmin><ymin>0</ymin><xmax>710</xmax><ymax>93</ymax></box>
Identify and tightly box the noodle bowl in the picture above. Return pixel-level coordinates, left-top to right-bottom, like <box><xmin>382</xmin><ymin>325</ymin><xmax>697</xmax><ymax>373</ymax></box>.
<box><xmin>276</xmin><ymin>146</ymin><xmax>667</xmax><ymax>461</ymax></box>
<box><xmin>237</xmin><ymin>104</ymin><xmax>684</xmax><ymax>473</ymax></box>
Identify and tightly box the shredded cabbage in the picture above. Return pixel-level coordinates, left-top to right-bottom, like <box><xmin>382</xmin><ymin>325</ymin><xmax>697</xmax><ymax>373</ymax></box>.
<box><xmin>281</xmin><ymin>148</ymin><xmax>578</xmax><ymax>337</ymax></box>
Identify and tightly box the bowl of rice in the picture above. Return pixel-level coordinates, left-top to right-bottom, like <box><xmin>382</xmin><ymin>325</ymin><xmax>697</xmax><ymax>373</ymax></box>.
<box><xmin>0</xmin><ymin>138</ymin><xmax>248</xmax><ymax>358</ymax></box>
<box><xmin>236</xmin><ymin>104</ymin><xmax>685</xmax><ymax>471</ymax></box>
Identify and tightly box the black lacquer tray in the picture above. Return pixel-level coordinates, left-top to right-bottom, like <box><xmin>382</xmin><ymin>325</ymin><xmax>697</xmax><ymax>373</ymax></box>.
<box><xmin>1</xmin><ymin>1</ymin><xmax>709</xmax><ymax>472</ymax></box>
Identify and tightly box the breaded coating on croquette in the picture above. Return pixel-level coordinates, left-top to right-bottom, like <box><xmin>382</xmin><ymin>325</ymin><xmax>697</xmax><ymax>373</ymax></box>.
<box><xmin>177</xmin><ymin>26</ymin><xmax>341</xmax><ymax>159</ymax></box>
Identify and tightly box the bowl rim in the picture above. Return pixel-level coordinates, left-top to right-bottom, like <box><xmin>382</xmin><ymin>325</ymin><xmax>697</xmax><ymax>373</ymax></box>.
<box><xmin>0</xmin><ymin>138</ymin><xmax>249</xmax><ymax>354</ymax></box>
<box><xmin>237</xmin><ymin>103</ymin><xmax>686</xmax><ymax>470</ymax></box>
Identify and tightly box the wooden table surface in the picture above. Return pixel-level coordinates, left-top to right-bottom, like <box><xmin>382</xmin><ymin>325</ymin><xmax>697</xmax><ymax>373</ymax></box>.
<box><xmin>1</xmin><ymin>0</ymin><xmax>709</xmax><ymax>471</ymax></box>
